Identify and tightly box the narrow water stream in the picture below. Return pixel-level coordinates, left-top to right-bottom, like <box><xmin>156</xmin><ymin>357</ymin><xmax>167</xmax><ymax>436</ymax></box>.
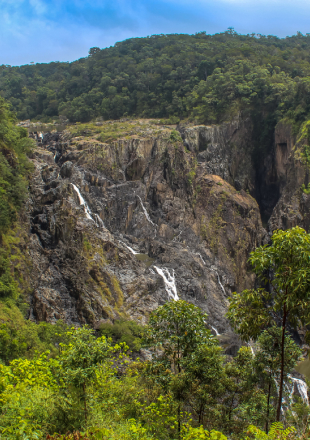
<box><xmin>71</xmin><ymin>183</ymin><xmax>105</xmax><ymax>228</ymax></box>
<box><xmin>154</xmin><ymin>266</ymin><xmax>179</xmax><ymax>301</ymax></box>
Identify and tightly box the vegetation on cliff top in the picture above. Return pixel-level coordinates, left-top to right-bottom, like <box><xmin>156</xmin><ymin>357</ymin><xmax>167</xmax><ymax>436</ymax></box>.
<box><xmin>1</xmin><ymin>31</ymin><xmax>310</xmax><ymax>132</ymax></box>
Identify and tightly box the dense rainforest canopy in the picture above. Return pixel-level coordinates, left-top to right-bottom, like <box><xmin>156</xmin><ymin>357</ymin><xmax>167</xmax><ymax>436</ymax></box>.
<box><xmin>2</xmin><ymin>30</ymin><xmax>310</xmax><ymax>130</ymax></box>
<box><xmin>3</xmin><ymin>30</ymin><xmax>310</xmax><ymax>439</ymax></box>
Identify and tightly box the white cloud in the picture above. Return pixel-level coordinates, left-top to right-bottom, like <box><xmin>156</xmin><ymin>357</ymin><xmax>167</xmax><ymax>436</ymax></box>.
<box><xmin>29</xmin><ymin>0</ymin><xmax>47</xmax><ymax>15</ymax></box>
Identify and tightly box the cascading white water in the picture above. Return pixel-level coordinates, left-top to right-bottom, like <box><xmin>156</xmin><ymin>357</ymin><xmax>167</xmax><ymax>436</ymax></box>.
<box><xmin>194</xmin><ymin>252</ymin><xmax>206</xmax><ymax>265</ymax></box>
<box><xmin>288</xmin><ymin>375</ymin><xmax>309</xmax><ymax>405</ymax></box>
<box><xmin>216</xmin><ymin>273</ymin><xmax>226</xmax><ymax>296</ymax></box>
<box><xmin>248</xmin><ymin>343</ymin><xmax>255</xmax><ymax>356</ymax></box>
<box><xmin>94</xmin><ymin>213</ymin><xmax>105</xmax><ymax>228</ymax></box>
<box><xmin>211</xmin><ymin>326</ymin><xmax>220</xmax><ymax>336</ymax></box>
<box><xmin>272</xmin><ymin>374</ymin><xmax>308</xmax><ymax>416</ymax></box>
<box><xmin>71</xmin><ymin>184</ymin><xmax>93</xmax><ymax>220</ymax></box>
<box><xmin>119</xmin><ymin>241</ymin><xmax>139</xmax><ymax>255</ymax></box>
<box><xmin>154</xmin><ymin>266</ymin><xmax>179</xmax><ymax>301</ymax></box>
<box><xmin>137</xmin><ymin>195</ymin><xmax>156</xmax><ymax>227</ymax></box>
<box><xmin>273</xmin><ymin>379</ymin><xmax>286</xmax><ymax>415</ymax></box>
<box><xmin>210</xmin><ymin>268</ymin><xmax>226</xmax><ymax>296</ymax></box>
<box><xmin>71</xmin><ymin>184</ymin><xmax>105</xmax><ymax>229</ymax></box>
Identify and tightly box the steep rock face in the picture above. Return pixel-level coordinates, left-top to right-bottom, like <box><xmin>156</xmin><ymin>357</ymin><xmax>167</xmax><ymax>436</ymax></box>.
<box><xmin>268</xmin><ymin>123</ymin><xmax>310</xmax><ymax>232</ymax></box>
<box><xmin>26</xmin><ymin>119</ymin><xmax>265</xmax><ymax>333</ymax></box>
<box><xmin>180</xmin><ymin>117</ymin><xmax>255</xmax><ymax>193</ymax></box>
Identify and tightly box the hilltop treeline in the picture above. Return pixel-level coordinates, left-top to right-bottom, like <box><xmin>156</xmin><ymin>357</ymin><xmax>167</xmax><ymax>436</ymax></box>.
<box><xmin>2</xmin><ymin>30</ymin><xmax>310</xmax><ymax>130</ymax></box>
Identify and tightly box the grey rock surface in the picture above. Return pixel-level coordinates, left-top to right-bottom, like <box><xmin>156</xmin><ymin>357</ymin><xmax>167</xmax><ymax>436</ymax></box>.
<box><xmin>24</xmin><ymin>119</ymin><xmax>271</xmax><ymax>339</ymax></box>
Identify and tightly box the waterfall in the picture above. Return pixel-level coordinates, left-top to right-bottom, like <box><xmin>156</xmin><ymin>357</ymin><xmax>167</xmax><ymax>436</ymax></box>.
<box><xmin>289</xmin><ymin>375</ymin><xmax>309</xmax><ymax>405</ymax></box>
<box><xmin>248</xmin><ymin>343</ymin><xmax>255</xmax><ymax>356</ymax></box>
<box><xmin>119</xmin><ymin>241</ymin><xmax>139</xmax><ymax>255</ymax></box>
<box><xmin>193</xmin><ymin>252</ymin><xmax>206</xmax><ymax>265</ymax></box>
<box><xmin>210</xmin><ymin>268</ymin><xmax>226</xmax><ymax>296</ymax></box>
<box><xmin>216</xmin><ymin>273</ymin><xmax>226</xmax><ymax>296</ymax></box>
<box><xmin>94</xmin><ymin>213</ymin><xmax>105</xmax><ymax>228</ymax></box>
<box><xmin>71</xmin><ymin>184</ymin><xmax>104</xmax><ymax>229</ymax></box>
<box><xmin>211</xmin><ymin>326</ymin><xmax>220</xmax><ymax>336</ymax></box>
<box><xmin>149</xmin><ymin>268</ymin><xmax>155</xmax><ymax>275</ymax></box>
<box><xmin>137</xmin><ymin>195</ymin><xmax>156</xmax><ymax>227</ymax></box>
<box><xmin>154</xmin><ymin>266</ymin><xmax>179</xmax><ymax>301</ymax></box>
<box><xmin>71</xmin><ymin>184</ymin><xmax>93</xmax><ymax>220</ymax></box>
<box><xmin>273</xmin><ymin>374</ymin><xmax>308</xmax><ymax>416</ymax></box>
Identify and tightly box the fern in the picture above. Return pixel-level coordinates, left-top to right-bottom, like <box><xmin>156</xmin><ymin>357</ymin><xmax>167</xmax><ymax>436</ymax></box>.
<box><xmin>246</xmin><ymin>422</ymin><xmax>296</xmax><ymax>439</ymax></box>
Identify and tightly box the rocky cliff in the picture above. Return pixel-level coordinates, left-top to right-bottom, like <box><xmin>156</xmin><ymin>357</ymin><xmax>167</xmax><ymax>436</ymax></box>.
<box><xmin>23</xmin><ymin>115</ymin><xmax>306</xmax><ymax>335</ymax></box>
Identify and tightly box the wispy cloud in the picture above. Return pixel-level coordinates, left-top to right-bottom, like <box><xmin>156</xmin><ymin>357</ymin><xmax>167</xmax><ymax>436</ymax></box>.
<box><xmin>1</xmin><ymin>0</ymin><xmax>310</xmax><ymax>66</ymax></box>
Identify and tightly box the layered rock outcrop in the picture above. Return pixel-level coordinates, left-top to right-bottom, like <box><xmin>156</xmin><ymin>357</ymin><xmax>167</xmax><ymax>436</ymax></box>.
<box><xmin>25</xmin><ymin>119</ymin><xmax>266</xmax><ymax>334</ymax></box>
<box><xmin>268</xmin><ymin>122</ymin><xmax>310</xmax><ymax>232</ymax></box>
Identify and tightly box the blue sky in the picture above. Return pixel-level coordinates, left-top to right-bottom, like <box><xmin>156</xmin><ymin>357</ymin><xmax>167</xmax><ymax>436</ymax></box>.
<box><xmin>1</xmin><ymin>0</ymin><xmax>310</xmax><ymax>66</ymax></box>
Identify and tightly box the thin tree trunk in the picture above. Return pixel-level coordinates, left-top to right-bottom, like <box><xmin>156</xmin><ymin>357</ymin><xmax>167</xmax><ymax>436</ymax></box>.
<box><xmin>83</xmin><ymin>381</ymin><xmax>87</xmax><ymax>424</ymax></box>
<box><xmin>265</xmin><ymin>373</ymin><xmax>272</xmax><ymax>433</ymax></box>
<box><xmin>198</xmin><ymin>403</ymin><xmax>204</xmax><ymax>425</ymax></box>
<box><xmin>177</xmin><ymin>322</ymin><xmax>181</xmax><ymax>439</ymax></box>
<box><xmin>276</xmin><ymin>302</ymin><xmax>287</xmax><ymax>421</ymax></box>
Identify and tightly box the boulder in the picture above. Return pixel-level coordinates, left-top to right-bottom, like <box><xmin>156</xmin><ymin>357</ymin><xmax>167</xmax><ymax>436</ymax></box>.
<box><xmin>60</xmin><ymin>161</ymin><xmax>74</xmax><ymax>178</ymax></box>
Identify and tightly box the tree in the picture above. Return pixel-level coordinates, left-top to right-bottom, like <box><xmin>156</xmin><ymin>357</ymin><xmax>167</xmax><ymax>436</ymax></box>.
<box><xmin>254</xmin><ymin>327</ymin><xmax>302</xmax><ymax>432</ymax></box>
<box><xmin>220</xmin><ymin>346</ymin><xmax>267</xmax><ymax>435</ymax></box>
<box><xmin>57</xmin><ymin>326</ymin><xmax>125</xmax><ymax>425</ymax></box>
<box><xmin>143</xmin><ymin>300</ymin><xmax>224</xmax><ymax>434</ymax></box>
<box><xmin>227</xmin><ymin>226</ymin><xmax>310</xmax><ymax>421</ymax></box>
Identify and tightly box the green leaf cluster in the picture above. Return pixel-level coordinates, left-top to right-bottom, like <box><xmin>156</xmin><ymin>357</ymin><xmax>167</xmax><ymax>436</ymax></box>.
<box><xmin>99</xmin><ymin>319</ymin><xmax>144</xmax><ymax>352</ymax></box>
<box><xmin>0</xmin><ymin>97</ymin><xmax>34</xmax><ymax>236</ymax></box>
<box><xmin>0</xmin><ymin>300</ymin><xmax>304</xmax><ymax>439</ymax></box>
<box><xmin>3</xmin><ymin>31</ymin><xmax>310</xmax><ymax>130</ymax></box>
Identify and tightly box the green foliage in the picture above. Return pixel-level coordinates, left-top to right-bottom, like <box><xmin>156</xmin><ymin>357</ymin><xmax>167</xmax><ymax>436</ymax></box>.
<box><xmin>253</xmin><ymin>328</ymin><xmax>302</xmax><ymax>431</ymax></box>
<box><xmin>228</xmin><ymin>226</ymin><xmax>310</xmax><ymax>341</ymax></box>
<box><xmin>57</xmin><ymin>326</ymin><xmax>126</xmax><ymax>426</ymax></box>
<box><xmin>99</xmin><ymin>319</ymin><xmax>144</xmax><ymax>352</ymax></box>
<box><xmin>0</xmin><ymin>97</ymin><xmax>34</xmax><ymax>236</ymax></box>
<box><xmin>181</xmin><ymin>425</ymin><xmax>227</xmax><ymax>440</ymax></box>
<box><xmin>134</xmin><ymin>393</ymin><xmax>180</xmax><ymax>439</ymax></box>
<box><xmin>143</xmin><ymin>300</ymin><xmax>225</xmax><ymax>432</ymax></box>
<box><xmin>169</xmin><ymin>130</ymin><xmax>183</xmax><ymax>142</ymax></box>
<box><xmin>2</xmin><ymin>31</ymin><xmax>310</xmax><ymax>130</ymax></box>
<box><xmin>0</xmin><ymin>318</ymin><xmax>69</xmax><ymax>364</ymax></box>
<box><xmin>58</xmin><ymin>326</ymin><xmax>121</xmax><ymax>389</ymax></box>
<box><xmin>245</xmin><ymin>422</ymin><xmax>295</xmax><ymax>439</ymax></box>
<box><xmin>228</xmin><ymin>226</ymin><xmax>310</xmax><ymax>421</ymax></box>
<box><xmin>0</xmin><ymin>98</ymin><xmax>34</xmax><ymax>309</ymax></box>
<box><xmin>0</xmin><ymin>303</ymin><xmax>304</xmax><ymax>439</ymax></box>
<box><xmin>301</xmin><ymin>183</ymin><xmax>310</xmax><ymax>194</ymax></box>
<box><xmin>220</xmin><ymin>347</ymin><xmax>265</xmax><ymax>434</ymax></box>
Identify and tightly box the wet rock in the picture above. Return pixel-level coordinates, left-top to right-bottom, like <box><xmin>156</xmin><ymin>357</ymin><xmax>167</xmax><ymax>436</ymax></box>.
<box><xmin>23</xmin><ymin>121</ymin><xmax>267</xmax><ymax>333</ymax></box>
<box><xmin>60</xmin><ymin>161</ymin><xmax>74</xmax><ymax>178</ymax></box>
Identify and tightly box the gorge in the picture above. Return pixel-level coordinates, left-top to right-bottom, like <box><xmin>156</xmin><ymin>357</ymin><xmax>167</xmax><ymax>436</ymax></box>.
<box><xmin>22</xmin><ymin>115</ymin><xmax>310</xmax><ymax>346</ymax></box>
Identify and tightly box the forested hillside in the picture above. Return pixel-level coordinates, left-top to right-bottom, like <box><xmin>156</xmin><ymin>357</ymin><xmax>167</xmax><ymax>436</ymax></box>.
<box><xmin>2</xmin><ymin>30</ymin><xmax>310</xmax><ymax>130</ymax></box>
<box><xmin>3</xmin><ymin>31</ymin><xmax>310</xmax><ymax>438</ymax></box>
